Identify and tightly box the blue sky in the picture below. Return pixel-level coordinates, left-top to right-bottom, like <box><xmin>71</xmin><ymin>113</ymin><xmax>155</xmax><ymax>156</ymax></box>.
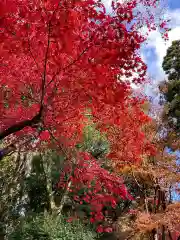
<box><xmin>141</xmin><ymin>0</ymin><xmax>180</xmax><ymax>93</ymax></box>
<box><xmin>103</xmin><ymin>0</ymin><xmax>180</xmax><ymax>97</ymax></box>
<box><xmin>168</xmin><ymin>0</ymin><xmax>180</xmax><ymax>9</ymax></box>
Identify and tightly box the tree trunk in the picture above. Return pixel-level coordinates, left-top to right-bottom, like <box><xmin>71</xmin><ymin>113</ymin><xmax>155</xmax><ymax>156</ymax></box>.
<box><xmin>57</xmin><ymin>180</ymin><xmax>72</xmax><ymax>215</ymax></box>
<box><xmin>41</xmin><ymin>153</ymin><xmax>56</xmax><ymax>213</ymax></box>
<box><xmin>0</xmin><ymin>107</ymin><xmax>42</xmax><ymax>141</ymax></box>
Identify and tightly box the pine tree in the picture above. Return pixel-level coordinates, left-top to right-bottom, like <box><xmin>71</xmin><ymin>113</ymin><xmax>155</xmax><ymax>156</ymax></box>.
<box><xmin>161</xmin><ymin>40</ymin><xmax>180</xmax><ymax>133</ymax></box>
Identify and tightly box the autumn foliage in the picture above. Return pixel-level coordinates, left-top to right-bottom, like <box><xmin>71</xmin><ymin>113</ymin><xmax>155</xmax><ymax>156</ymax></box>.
<box><xmin>0</xmin><ymin>0</ymin><xmax>170</xmax><ymax>234</ymax></box>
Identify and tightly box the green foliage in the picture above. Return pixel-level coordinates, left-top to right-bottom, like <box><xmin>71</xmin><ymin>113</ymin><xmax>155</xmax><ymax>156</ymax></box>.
<box><xmin>162</xmin><ymin>40</ymin><xmax>180</xmax><ymax>80</ymax></box>
<box><xmin>0</xmin><ymin>154</ymin><xmax>24</xmax><ymax>232</ymax></box>
<box><xmin>25</xmin><ymin>155</ymin><xmax>51</xmax><ymax>213</ymax></box>
<box><xmin>48</xmin><ymin>151</ymin><xmax>66</xmax><ymax>185</ymax></box>
<box><xmin>8</xmin><ymin>214</ymin><xmax>98</xmax><ymax>240</ymax></box>
<box><xmin>76</xmin><ymin>122</ymin><xmax>109</xmax><ymax>159</ymax></box>
<box><xmin>161</xmin><ymin>40</ymin><xmax>180</xmax><ymax>132</ymax></box>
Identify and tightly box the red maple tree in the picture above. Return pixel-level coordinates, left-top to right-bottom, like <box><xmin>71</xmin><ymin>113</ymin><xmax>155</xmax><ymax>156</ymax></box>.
<box><xmin>0</xmin><ymin>0</ymin><xmax>167</xmax><ymax>146</ymax></box>
<box><xmin>0</xmin><ymin>0</ymin><xmax>168</xmax><ymax>231</ymax></box>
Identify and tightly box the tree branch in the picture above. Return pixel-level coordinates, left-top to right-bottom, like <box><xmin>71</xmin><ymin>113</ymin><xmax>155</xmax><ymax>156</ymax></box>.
<box><xmin>40</xmin><ymin>1</ymin><xmax>61</xmax><ymax>106</ymax></box>
<box><xmin>45</xmin><ymin>46</ymin><xmax>90</xmax><ymax>89</ymax></box>
<box><xmin>0</xmin><ymin>3</ymin><xmax>62</xmax><ymax>145</ymax></box>
<box><xmin>0</xmin><ymin>106</ymin><xmax>43</xmax><ymax>141</ymax></box>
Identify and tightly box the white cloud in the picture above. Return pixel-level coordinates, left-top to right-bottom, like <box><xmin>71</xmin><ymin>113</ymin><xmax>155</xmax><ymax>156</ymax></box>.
<box><xmin>101</xmin><ymin>0</ymin><xmax>112</xmax><ymax>11</ymax></box>
<box><xmin>139</xmin><ymin>7</ymin><xmax>180</xmax><ymax>100</ymax></box>
<box><xmin>142</xmin><ymin>8</ymin><xmax>180</xmax><ymax>81</ymax></box>
<box><xmin>167</xmin><ymin>8</ymin><xmax>180</xmax><ymax>27</ymax></box>
<box><xmin>102</xmin><ymin>2</ymin><xmax>180</xmax><ymax>98</ymax></box>
<box><xmin>101</xmin><ymin>0</ymin><xmax>129</xmax><ymax>13</ymax></box>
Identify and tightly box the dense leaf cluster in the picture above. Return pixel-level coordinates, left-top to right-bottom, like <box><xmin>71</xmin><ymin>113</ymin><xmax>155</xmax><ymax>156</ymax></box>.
<box><xmin>161</xmin><ymin>40</ymin><xmax>180</xmax><ymax>132</ymax></box>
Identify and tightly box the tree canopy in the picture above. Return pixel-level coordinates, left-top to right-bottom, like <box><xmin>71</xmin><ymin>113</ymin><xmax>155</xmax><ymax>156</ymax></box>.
<box><xmin>161</xmin><ymin>40</ymin><xmax>180</xmax><ymax>133</ymax></box>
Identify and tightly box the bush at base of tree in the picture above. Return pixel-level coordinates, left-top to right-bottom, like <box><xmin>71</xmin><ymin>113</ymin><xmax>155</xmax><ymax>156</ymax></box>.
<box><xmin>8</xmin><ymin>213</ymin><xmax>98</xmax><ymax>240</ymax></box>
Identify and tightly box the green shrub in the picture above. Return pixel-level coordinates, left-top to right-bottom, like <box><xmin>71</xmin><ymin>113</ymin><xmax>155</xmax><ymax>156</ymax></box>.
<box><xmin>8</xmin><ymin>214</ymin><xmax>98</xmax><ymax>240</ymax></box>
